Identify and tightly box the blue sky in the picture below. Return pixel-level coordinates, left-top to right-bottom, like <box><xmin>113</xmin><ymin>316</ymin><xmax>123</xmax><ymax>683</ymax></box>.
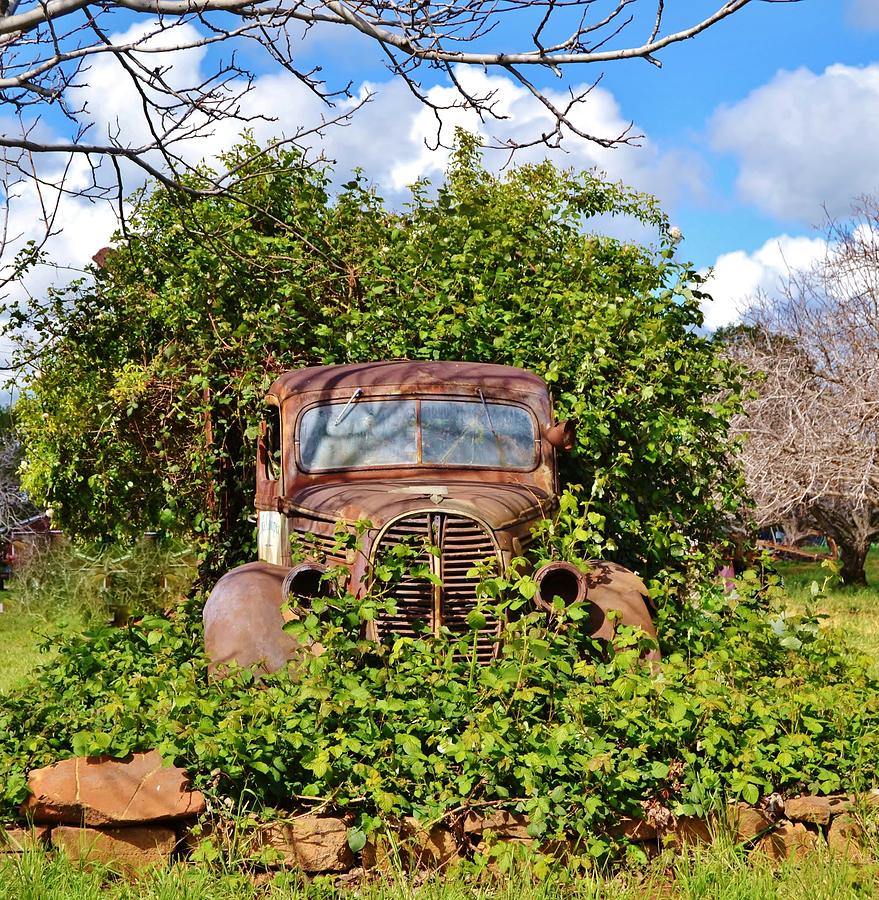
<box><xmin>600</xmin><ymin>1</ymin><xmax>878</xmax><ymax>258</ymax></box>
<box><xmin>3</xmin><ymin>0</ymin><xmax>879</xmax><ymax>340</ymax></box>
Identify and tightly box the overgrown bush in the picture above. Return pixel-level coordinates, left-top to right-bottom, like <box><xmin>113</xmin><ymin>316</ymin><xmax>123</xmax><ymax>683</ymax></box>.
<box><xmin>6</xmin><ymin>135</ymin><xmax>743</xmax><ymax>588</ymax></box>
<box><xmin>0</xmin><ymin>556</ymin><xmax>876</xmax><ymax>858</ymax></box>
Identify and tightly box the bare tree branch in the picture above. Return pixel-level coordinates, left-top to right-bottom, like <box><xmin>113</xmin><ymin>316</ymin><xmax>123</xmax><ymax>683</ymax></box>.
<box><xmin>0</xmin><ymin>431</ymin><xmax>37</xmax><ymax>535</ymax></box>
<box><xmin>0</xmin><ymin>0</ymin><xmax>800</xmax><ymax>203</ymax></box>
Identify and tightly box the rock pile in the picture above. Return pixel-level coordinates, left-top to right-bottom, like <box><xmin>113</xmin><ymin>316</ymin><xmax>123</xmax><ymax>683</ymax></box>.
<box><xmin>14</xmin><ymin>750</ymin><xmax>204</xmax><ymax>873</ymax></box>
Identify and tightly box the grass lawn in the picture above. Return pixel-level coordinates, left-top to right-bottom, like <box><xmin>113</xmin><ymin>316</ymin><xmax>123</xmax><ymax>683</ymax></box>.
<box><xmin>775</xmin><ymin>545</ymin><xmax>879</xmax><ymax>662</ymax></box>
<box><xmin>0</xmin><ymin>593</ymin><xmax>83</xmax><ymax>694</ymax></box>
<box><xmin>0</xmin><ymin>841</ymin><xmax>878</xmax><ymax>900</ymax></box>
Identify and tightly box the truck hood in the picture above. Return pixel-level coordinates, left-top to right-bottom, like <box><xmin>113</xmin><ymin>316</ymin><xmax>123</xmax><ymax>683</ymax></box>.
<box><xmin>283</xmin><ymin>479</ymin><xmax>552</xmax><ymax>531</ymax></box>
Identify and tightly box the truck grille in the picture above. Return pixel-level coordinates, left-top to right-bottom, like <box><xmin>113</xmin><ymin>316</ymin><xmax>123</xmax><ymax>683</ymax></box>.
<box><xmin>290</xmin><ymin>523</ymin><xmax>347</xmax><ymax>566</ymax></box>
<box><xmin>373</xmin><ymin>512</ymin><xmax>501</xmax><ymax>662</ymax></box>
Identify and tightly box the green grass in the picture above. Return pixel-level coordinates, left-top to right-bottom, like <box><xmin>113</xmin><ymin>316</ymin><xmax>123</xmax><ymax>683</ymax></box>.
<box><xmin>775</xmin><ymin>545</ymin><xmax>879</xmax><ymax>661</ymax></box>
<box><xmin>0</xmin><ymin>593</ymin><xmax>83</xmax><ymax>693</ymax></box>
<box><xmin>0</xmin><ymin>843</ymin><xmax>878</xmax><ymax>900</ymax></box>
<box><xmin>0</xmin><ymin>611</ymin><xmax>57</xmax><ymax>693</ymax></box>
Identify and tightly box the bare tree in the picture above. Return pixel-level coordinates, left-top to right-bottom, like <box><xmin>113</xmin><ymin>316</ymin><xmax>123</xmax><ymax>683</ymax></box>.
<box><xmin>0</xmin><ymin>1</ymin><xmax>798</xmax><ymax>205</ymax></box>
<box><xmin>0</xmin><ymin>432</ymin><xmax>36</xmax><ymax>535</ymax></box>
<box><xmin>728</xmin><ymin>198</ymin><xmax>879</xmax><ymax>586</ymax></box>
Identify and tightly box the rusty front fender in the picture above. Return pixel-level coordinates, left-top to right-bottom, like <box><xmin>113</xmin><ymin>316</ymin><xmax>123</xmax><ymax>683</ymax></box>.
<box><xmin>582</xmin><ymin>560</ymin><xmax>660</xmax><ymax>661</ymax></box>
<box><xmin>203</xmin><ymin>561</ymin><xmax>304</xmax><ymax>675</ymax></box>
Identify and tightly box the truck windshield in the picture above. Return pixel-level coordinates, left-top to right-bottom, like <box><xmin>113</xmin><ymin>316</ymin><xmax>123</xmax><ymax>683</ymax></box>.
<box><xmin>298</xmin><ymin>398</ymin><xmax>536</xmax><ymax>471</ymax></box>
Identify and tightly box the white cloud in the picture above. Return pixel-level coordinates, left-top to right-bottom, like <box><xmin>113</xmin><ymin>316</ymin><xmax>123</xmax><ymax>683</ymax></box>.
<box><xmin>710</xmin><ymin>63</ymin><xmax>879</xmax><ymax>222</ymax></box>
<box><xmin>1</xmin><ymin>154</ymin><xmax>120</xmax><ymax>298</ymax></box>
<box><xmin>378</xmin><ymin>68</ymin><xmax>706</xmax><ymax>208</ymax></box>
<box><xmin>0</xmin><ymin>152</ymin><xmax>119</xmax><ymax>398</ymax></box>
<box><xmin>72</xmin><ymin>36</ymin><xmax>702</xmax><ymax>208</ymax></box>
<box><xmin>699</xmin><ymin>234</ymin><xmax>827</xmax><ymax>331</ymax></box>
<box><xmin>847</xmin><ymin>0</ymin><xmax>879</xmax><ymax>30</ymax></box>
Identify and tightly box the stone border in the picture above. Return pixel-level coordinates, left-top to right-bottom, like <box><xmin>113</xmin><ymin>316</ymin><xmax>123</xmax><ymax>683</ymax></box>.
<box><xmin>6</xmin><ymin>754</ymin><xmax>877</xmax><ymax>873</ymax></box>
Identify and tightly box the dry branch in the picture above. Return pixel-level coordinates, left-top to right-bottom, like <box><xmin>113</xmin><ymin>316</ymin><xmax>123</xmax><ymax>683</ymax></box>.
<box><xmin>0</xmin><ymin>1</ymin><xmax>800</xmax><ymax>202</ymax></box>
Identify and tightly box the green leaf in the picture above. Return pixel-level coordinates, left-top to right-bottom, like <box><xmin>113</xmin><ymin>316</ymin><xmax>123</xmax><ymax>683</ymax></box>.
<box><xmin>347</xmin><ymin>828</ymin><xmax>367</xmax><ymax>853</ymax></box>
<box><xmin>467</xmin><ymin>610</ymin><xmax>487</xmax><ymax>630</ymax></box>
<box><xmin>396</xmin><ymin>734</ymin><xmax>422</xmax><ymax>758</ymax></box>
<box><xmin>71</xmin><ymin>732</ymin><xmax>91</xmax><ymax>758</ymax></box>
<box><xmin>742</xmin><ymin>783</ymin><xmax>760</xmax><ymax>805</ymax></box>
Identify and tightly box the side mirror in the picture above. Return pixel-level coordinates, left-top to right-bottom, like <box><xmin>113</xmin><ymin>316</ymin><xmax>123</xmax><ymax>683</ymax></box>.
<box><xmin>544</xmin><ymin>419</ymin><xmax>576</xmax><ymax>451</ymax></box>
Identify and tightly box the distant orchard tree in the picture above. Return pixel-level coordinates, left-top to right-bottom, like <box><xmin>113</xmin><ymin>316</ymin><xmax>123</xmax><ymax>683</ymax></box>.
<box><xmin>0</xmin><ymin>413</ymin><xmax>36</xmax><ymax>535</ymax></box>
<box><xmin>727</xmin><ymin>198</ymin><xmax>879</xmax><ymax>586</ymax></box>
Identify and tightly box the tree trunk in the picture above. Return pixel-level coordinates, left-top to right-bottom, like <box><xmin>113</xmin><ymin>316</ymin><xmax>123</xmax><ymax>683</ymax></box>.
<box><xmin>808</xmin><ymin>502</ymin><xmax>875</xmax><ymax>589</ymax></box>
<box><xmin>838</xmin><ymin>540</ymin><xmax>868</xmax><ymax>587</ymax></box>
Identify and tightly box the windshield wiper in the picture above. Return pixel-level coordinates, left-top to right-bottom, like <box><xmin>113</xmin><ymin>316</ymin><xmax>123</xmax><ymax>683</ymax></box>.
<box><xmin>333</xmin><ymin>388</ymin><xmax>362</xmax><ymax>426</ymax></box>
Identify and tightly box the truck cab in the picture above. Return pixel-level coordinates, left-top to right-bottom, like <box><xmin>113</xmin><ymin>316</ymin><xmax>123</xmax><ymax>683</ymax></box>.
<box><xmin>204</xmin><ymin>361</ymin><xmax>656</xmax><ymax>671</ymax></box>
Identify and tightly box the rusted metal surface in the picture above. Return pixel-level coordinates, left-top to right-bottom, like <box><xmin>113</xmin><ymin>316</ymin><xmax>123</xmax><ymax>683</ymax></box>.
<box><xmin>532</xmin><ymin>559</ymin><xmax>656</xmax><ymax>659</ymax></box>
<box><xmin>533</xmin><ymin>561</ymin><xmax>588</xmax><ymax>611</ymax></box>
<box><xmin>271</xmin><ymin>362</ymin><xmax>556</xmax><ymax>516</ymax></box>
<box><xmin>205</xmin><ymin>360</ymin><xmax>658</xmax><ymax>673</ymax></box>
<box><xmin>269</xmin><ymin>361</ymin><xmax>550</xmax><ymax>402</ymax></box>
<box><xmin>578</xmin><ymin>561</ymin><xmax>658</xmax><ymax>662</ymax></box>
<box><xmin>280</xmin><ymin>480</ymin><xmax>552</xmax><ymax>531</ymax></box>
<box><xmin>203</xmin><ymin>562</ymin><xmax>325</xmax><ymax>674</ymax></box>
<box><xmin>371</xmin><ymin>511</ymin><xmax>503</xmax><ymax>662</ymax></box>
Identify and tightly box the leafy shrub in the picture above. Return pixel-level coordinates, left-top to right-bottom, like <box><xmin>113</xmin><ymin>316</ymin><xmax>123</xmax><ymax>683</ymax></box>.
<box><xmin>6</xmin><ymin>135</ymin><xmax>743</xmax><ymax>587</ymax></box>
<box><xmin>0</xmin><ymin>563</ymin><xmax>876</xmax><ymax>858</ymax></box>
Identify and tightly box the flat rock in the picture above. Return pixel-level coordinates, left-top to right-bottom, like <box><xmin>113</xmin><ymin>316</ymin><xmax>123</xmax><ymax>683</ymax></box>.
<box><xmin>754</xmin><ymin>821</ymin><xmax>822</xmax><ymax>861</ymax></box>
<box><xmin>400</xmin><ymin>817</ymin><xmax>459</xmax><ymax>867</ymax></box>
<box><xmin>654</xmin><ymin>807</ymin><xmax>770</xmax><ymax>848</ymax></box>
<box><xmin>51</xmin><ymin>825</ymin><xmax>176</xmax><ymax>873</ymax></box>
<box><xmin>257</xmin><ymin>816</ymin><xmax>354</xmax><ymax>872</ymax></box>
<box><xmin>463</xmin><ymin>810</ymin><xmax>531</xmax><ymax>842</ymax></box>
<box><xmin>22</xmin><ymin>751</ymin><xmax>205</xmax><ymax>826</ymax></box>
<box><xmin>827</xmin><ymin>814</ymin><xmax>866</xmax><ymax>861</ymax></box>
<box><xmin>364</xmin><ymin>817</ymin><xmax>460</xmax><ymax>870</ymax></box>
<box><xmin>824</xmin><ymin>793</ymin><xmax>852</xmax><ymax>814</ymax></box>
<box><xmin>609</xmin><ymin>817</ymin><xmax>657</xmax><ymax>842</ymax></box>
<box><xmin>784</xmin><ymin>796</ymin><xmax>834</xmax><ymax>826</ymax></box>
<box><xmin>661</xmin><ymin>816</ymin><xmax>713</xmax><ymax>847</ymax></box>
<box><xmin>0</xmin><ymin>825</ymin><xmax>50</xmax><ymax>853</ymax></box>
<box><xmin>728</xmin><ymin>804</ymin><xmax>772</xmax><ymax>842</ymax></box>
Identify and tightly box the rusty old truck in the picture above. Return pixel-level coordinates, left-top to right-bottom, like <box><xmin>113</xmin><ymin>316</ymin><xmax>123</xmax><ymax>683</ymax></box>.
<box><xmin>204</xmin><ymin>361</ymin><xmax>657</xmax><ymax>670</ymax></box>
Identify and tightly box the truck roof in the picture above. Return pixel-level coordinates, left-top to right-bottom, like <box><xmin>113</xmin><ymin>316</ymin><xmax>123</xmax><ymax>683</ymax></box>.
<box><xmin>269</xmin><ymin>361</ymin><xmax>549</xmax><ymax>401</ymax></box>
